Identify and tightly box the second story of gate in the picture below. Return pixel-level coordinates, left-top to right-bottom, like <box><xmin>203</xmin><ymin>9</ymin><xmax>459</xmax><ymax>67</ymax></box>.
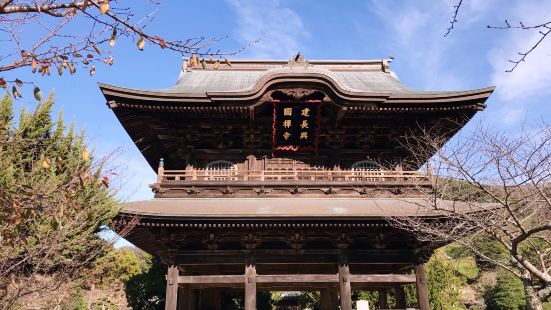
<box><xmin>100</xmin><ymin>56</ymin><xmax>494</xmax><ymax>198</ymax></box>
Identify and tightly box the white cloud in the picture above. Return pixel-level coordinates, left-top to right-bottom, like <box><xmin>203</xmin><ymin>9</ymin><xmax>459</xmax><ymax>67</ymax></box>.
<box><xmin>367</xmin><ymin>1</ymin><xmax>463</xmax><ymax>90</ymax></box>
<box><xmin>489</xmin><ymin>1</ymin><xmax>551</xmax><ymax>101</ymax></box>
<box><xmin>488</xmin><ymin>0</ymin><xmax>551</xmax><ymax>123</ymax></box>
<box><xmin>226</xmin><ymin>0</ymin><xmax>308</xmax><ymax>59</ymax></box>
<box><xmin>462</xmin><ymin>0</ymin><xmax>498</xmax><ymax>24</ymax></box>
<box><xmin>367</xmin><ymin>0</ymin><xmax>497</xmax><ymax>90</ymax></box>
<box><xmin>369</xmin><ymin>2</ymin><xmax>430</xmax><ymax>45</ymax></box>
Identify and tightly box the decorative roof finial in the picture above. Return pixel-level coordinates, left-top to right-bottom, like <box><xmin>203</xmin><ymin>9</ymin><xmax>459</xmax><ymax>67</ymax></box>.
<box><xmin>288</xmin><ymin>52</ymin><xmax>307</xmax><ymax>66</ymax></box>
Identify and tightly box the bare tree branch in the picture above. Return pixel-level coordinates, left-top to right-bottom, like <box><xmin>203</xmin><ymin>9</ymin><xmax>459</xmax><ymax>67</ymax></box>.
<box><xmin>444</xmin><ymin>0</ymin><xmax>462</xmax><ymax>37</ymax></box>
<box><xmin>488</xmin><ymin>20</ymin><xmax>551</xmax><ymax>72</ymax></box>
<box><xmin>0</xmin><ymin>0</ymin><xmax>253</xmax><ymax>93</ymax></box>
<box><xmin>387</xmin><ymin>120</ymin><xmax>551</xmax><ymax>308</ymax></box>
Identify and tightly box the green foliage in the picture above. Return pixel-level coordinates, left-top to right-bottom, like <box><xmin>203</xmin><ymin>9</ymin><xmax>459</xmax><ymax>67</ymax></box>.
<box><xmin>404</xmin><ymin>284</ymin><xmax>418</xmax><ymax>308</ymax></box>
<box><xmin>0</xmin><ymin>92</ymin><xmax>119</xmax><ymax>308</ymax></box>
<box><xmin>270</xmin><ymin>292</ymin><xmax>318</xmax><ymax>310</ymax></box>
<box><xmin>484</xmin><ymin>271</ymin><xmax>525</xmax><ymax>310</ymax></box>
<box><xmin>437</xmin><ymin>177</ymin><xmax>494</xmax><ymax>203</ymax></box>
<box><xmin>426</xmin><ymin>250</ymin><xmax>466</xmax><ymax>310</ymax></box>
<box><xmin>94</xmin><ymin>247</ymin><xmax>144</xmax><ymax>287</ymax></box>
<box><xmin>354</xmin><ymin>290</ymin><xmax>379</xmax><ymax>308</ymax></box>
<box><xmin>518</xmin><ymin>238</ymin><xmax>551</xmax><ymax>271</ymax></box>
<box><xmin>124</xmin><ymin>254</ymin><xmax>167</xmax><ymax>310</ymax></box>
<box><xmin>444</xmin><ymin>243</ymin><xmax>472</xmax><ymax>259</ymax></box>
<box><xmin>257</xmin><ymin>292</ymin><xmax>273</xmax><ymax>310</ymax></box>
<box><xmin>91</xmin><ymin>297</ymin><xmax>119</xmax><ymax>310</ymax></box>
<box><xmin>65</xmin><ymin>286</ymin><xmax>87</xmax><ymax>310</ymax></box>
<box><xmin>453</xmin><ymin>258</ymin><xmax>479</xmax><ymax>283</ymax></box>
<box><xmin>0</xmin><ymin>94</ymin><xmax>12</xmax><ymax>137</ymax></box>
<box><xmin>441</xmin><ymin>243</ymin><xmax>480</xmax><ymax>282</ymax></box>
<box><xmin>221</xmin><ymin>291</ymin><xmax>244</xmax><ymax>310</ymax></box>
<box><xmin>472</xmin><ymin>234</ymin><xmax>509</xmax><ymax>270</ymax></box>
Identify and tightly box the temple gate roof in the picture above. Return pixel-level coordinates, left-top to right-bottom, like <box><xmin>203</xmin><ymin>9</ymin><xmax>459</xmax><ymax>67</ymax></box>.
<box><xmin>99</xmin><ymin>56</ymin><xmax>495</xmax><ymax>170</ymax></box>
<box><xmin>161</xmin><ymin>60</ymin><xmax>414</xmax><ymax>94</ymax></box>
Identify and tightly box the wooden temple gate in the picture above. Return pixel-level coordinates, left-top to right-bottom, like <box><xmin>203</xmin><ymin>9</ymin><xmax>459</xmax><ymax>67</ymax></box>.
<box><xmin>102</xmin><ymin>56</ymin><xmax>494</xmax><ymax>309</ymax></box>
<box><xmin>164</xmin><ymin>253</ymin><xmax>429</xmax><ymax>310</ymax></box>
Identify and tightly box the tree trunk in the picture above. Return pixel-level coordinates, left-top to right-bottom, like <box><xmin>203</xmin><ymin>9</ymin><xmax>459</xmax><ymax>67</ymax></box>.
<box><xmin>523</xmin><ymin>279</ymin><xmax>544</xmax><ymax>310</ymax></box>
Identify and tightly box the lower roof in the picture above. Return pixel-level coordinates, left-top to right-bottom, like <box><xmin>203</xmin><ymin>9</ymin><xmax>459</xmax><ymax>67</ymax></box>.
<box><xmin>120</xmin><ymin>198</ymin><xmax>495</xmax><ymax>220</ymax></box>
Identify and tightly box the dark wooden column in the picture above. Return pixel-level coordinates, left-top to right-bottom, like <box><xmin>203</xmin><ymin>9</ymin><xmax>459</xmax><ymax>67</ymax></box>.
<box><xmin>319</xmin><ymin>286</ymin><xmax>339</xmax><ymax>310</ymax></box>
<box><xmin>199</xmin><ymin>288</ymin><xmax>221</xmax><ymax>310</ymax></box>
<box><xmin>330</xmin><ymin>286</ymin><xmax>339</xmax><ymax>310</ymax></box>
<box><xmin>395</xmin><ymin>284</ymin><xmax>407</xmax><ymax>309</ymax></box>
<box><xmin>338</xmin><ymin>253</ymin><xmax>352</xmax><ymax>310</ymax></box>
<box><xmin>212</xmin><ymin>289</ymin><xmax>221</xmax><ymax>310</ymax></box>
<box><xmin>378</xmin><ymin>288</ymin><xmax>389</xmax><ymax>309</ymax></box>
<box><xmin>177</xmin><ymin>286</ymin><xmax>195</xmax><ymax>310</ymax></box>
<box><xmin>245</xmin><ymin>255</ymin><xmax>257</xmax><ymax>310</ymax></box>
<box><xmin>320</xmin><ymin>288</ymin><xmax>331</xmax><ymax>310</ymax></box>
<box><xmin>415</xmin><ymin>263</ymin><xmax>430</xmax><ymax>310</ymax></box>
<box><xmin>165</xmin><ymin>265</ymin><xmax>179</xmax><ymax>310</ymax></box>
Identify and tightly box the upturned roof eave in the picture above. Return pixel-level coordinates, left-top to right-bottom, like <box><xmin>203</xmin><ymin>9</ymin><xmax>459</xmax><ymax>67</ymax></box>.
<box><xmin>99</xmin><ymin>82</ymin><xmax>495</xmax><ymax>106</ymax></box>
<box><xmin>115</xmin><ymin>198</ymin><xmax>499</xmax><ymax>221</ymax></box>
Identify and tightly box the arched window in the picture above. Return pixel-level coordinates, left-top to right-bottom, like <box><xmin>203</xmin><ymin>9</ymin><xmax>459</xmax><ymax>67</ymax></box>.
<box><xmin>206</xmin><ymin>160</ymin><xmax>236</xmax><ymax>171</ymax></box>
<box><xmin>351</xmin><ymin>160</ymin><xmax>379</xmax><ymax>171</ymax></box>
<box><xmin>351</xmin><ymin>160</ymin><xmax>381</xmax><ymax>181</ymax></box>
<box><xmin>205</xmin><ymin>160</ymin><xmax>237</xmax><ymax>180</ymax></box>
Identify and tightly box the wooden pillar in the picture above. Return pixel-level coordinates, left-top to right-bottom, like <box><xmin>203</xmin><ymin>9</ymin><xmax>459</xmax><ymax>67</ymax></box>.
<box><xmin>199</xmin><ymin>288</ymin><xmax>221</xmax><ymax>310</ymax></box>
<box><xmin>378</xmin><ymin>288</ymin><xmax>389</xmax><ymax>309</ymax></box>
<box><xmin>245</xmin><ymin>256</ymin><xmax>257</xmax><ymax>310</ymax></box>
<box><xmin>415</xmin><ymin>263</ymin><xmax>430</xmax><ymax>310</ymax></box>
<box><xmin>212</xmin><ymin>289</ymin><xmax>221</xmax><ymax>310</ymax></box>
<box><xmin>320</xmin><ymin>288</ymin><xmax>331</xmax><ymax>310</ymax></box>
<box><xmin>338</xmin><ymin>254</ymin><xmax>352</xmax><ymax>310</ymax></box>
<box><xmin>395</xmin><ymin>285</ymin><xmax>407</xmax><ymax>309</ymax></box>
<box><xmin>330</xmin><ymin>287</ymin><xmax>339</xmax><ymax>310</ymax></box>
<box><xmin>177</xmin><ymin>286</ymin><xmax>195</xmax><ymax>310</ymax></box>
<box><xmin>165</xmin><ymin>265</ymin><xmax>179</xmax><ymax>310</ymax></box>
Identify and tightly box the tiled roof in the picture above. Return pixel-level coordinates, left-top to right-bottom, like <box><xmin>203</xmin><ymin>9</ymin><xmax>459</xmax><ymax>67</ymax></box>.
<box><xmin>120</xmin><ymin>198</ymin><xmax>497</xmax><ymax>219</ymax></box>
<box><xmin>159</xmin><ymin>59</ymin><xmax>416</xmax><ymax>94</ymax></box>
<box><xmin>163</xmin><ymin>70</ymin><xmax>265</xmax><ymax>93</ymax></box>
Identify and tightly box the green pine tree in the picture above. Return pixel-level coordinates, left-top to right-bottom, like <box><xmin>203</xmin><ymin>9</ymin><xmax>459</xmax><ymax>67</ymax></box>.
<box><xmin>484</xmin><ymin>271</ymin><xmax>526</xmax><ymax>310</ymax></box>
<box><xmin>0</xmin><ymin>92</ymin><xmax>120</xmax><ymax>309</ymax></box>
<box><xmin>426</xmin><ymin>250</ymin><xmax>466</xmax><ymax>310</ymax></box>
<box><xmin>124</xmin><ymin>255</ymin><xmax>167</xmax><ymax>310</ymax></box>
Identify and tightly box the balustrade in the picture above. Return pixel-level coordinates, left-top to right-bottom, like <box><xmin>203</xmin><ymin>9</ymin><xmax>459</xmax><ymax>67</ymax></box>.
<box><xmin>159</xmin><ymin>168</ymin><xmax>428</xmax><ymax>183</ymax></box>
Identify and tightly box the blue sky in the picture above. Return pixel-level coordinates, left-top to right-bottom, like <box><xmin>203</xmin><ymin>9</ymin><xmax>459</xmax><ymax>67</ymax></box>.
<box><xmin>3</xmin><ymin>0</ymin><xmax>551</xmax><ymax>204</ymax></box>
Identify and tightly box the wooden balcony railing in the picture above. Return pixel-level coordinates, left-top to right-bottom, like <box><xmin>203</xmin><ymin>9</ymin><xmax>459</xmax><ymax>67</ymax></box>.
<box><xmin>158</xmin><ymin>169</ymin><xmax>429</xmax><ymax>183</ymax></box>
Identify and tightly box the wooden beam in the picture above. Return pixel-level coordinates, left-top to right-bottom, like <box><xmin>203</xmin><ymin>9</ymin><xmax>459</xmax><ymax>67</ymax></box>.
<box><xmin>349</xmin><ymin>274</ymin><xmax>416</xmax><ymax>283</ymax></box>
<box><xmin>257</xmin><ymin>274</ymin><xmax>337</xmax><ymax>283</ymax></box>
<box><xmin>178</xmin><ymin>273</ymin><xmax>414</xmax><ymax>284</ymax></box>
<box><xmin>174</xmin><ymin>250</ymin><xmax>416</xmax><ymax>265</ymax></box>
<box><xmin>179</xmin><ymin>275</ymin><xmax>244</xmax><ymax>284</ymax></box>
<box><xmin>415</xmin><ymin>263</ymin><xmax>430</xmax><ymax>310</ymax></box>
<box><xmin>165</xmin><ymin>265</ymin><xmax>179</xmax><ymax>310</ymax></box>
